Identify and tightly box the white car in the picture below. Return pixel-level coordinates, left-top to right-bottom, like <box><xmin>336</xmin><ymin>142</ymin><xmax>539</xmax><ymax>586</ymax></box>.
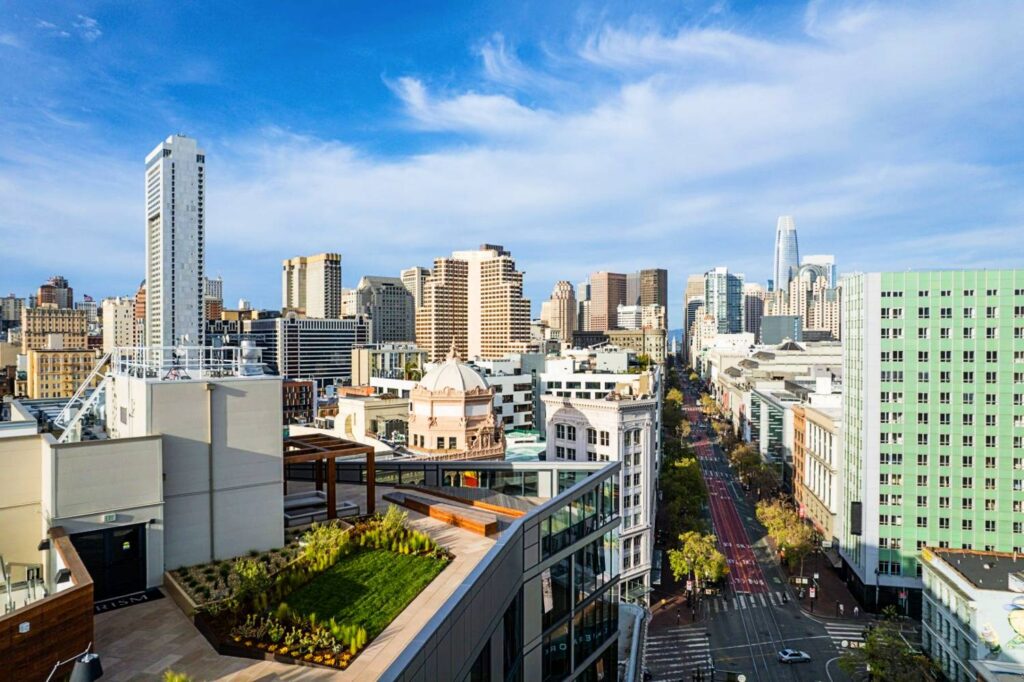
<box><xmin>778</xmin><ymin>649</ymin><xmax>811</xmax><ymax>664</ymax></box>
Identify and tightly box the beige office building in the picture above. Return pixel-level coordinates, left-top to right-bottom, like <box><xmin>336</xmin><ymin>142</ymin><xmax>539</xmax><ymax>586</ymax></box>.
<box><xmin>102</xmin><ymin>296</ymin><xmax>136</xmax><ymax>354</ymax></box>
<box><xmin>25</xmin><ymin>347</ymin><xmax>101</xmax><ymax>399</ymax></box>
<box><xmin>400</xmin><ymin>266</ymin><xmax>430</xmax><ymax>309</ymax></box>
<box><xmin>21</xmin><ymin>306</ymin><xmax>88</xmax><ymax>353</ymax></box>
<box><xmin>547</xmin><ymin>281</ymin><xmax>576</xmax><ymax>340</ymax></box>
<box><xmin>281</xmin><ymin>252</ymin><xmax>342</xmax><ymax>318</ymax></box>
<box><xmin>416</xmin><ymin>245</ymin><xmax>530</xmax><ymax>362</ymax></box>
<box><xmin>589</xmin><ymin>272</ymin><xmax>627</xmax><ymax>331</ymax></box>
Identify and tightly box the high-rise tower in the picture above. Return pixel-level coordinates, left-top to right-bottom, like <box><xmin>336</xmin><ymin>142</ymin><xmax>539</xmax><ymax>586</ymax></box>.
<box><xmin>145</xmin><ymin>135</ymin><xmax>206</xmax><ymax>348</ymax></box>
<box><xmin>772</xmin><ymin>215</ymin><xmax>800</xmax><ymax>294</ymax></box>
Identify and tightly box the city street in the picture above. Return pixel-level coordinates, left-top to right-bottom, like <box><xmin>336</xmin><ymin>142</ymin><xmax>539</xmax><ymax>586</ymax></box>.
<box><xmin>644</xmin><ymin>387</ymin><xmax>856</xmax><ymax>682</ymax></box>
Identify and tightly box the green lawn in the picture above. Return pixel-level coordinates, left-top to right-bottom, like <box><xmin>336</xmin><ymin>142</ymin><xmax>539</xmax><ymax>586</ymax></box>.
<box><xmin>284</xmin><ymin>549</ymin><xmax>448</xmax><ymax>639</ymax></box>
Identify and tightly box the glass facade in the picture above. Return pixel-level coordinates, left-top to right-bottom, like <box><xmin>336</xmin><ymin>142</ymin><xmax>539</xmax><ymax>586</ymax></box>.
<box><xmin>384</xmin><ymin>462</ymin><xmax>621</xmax><ymax>682</ymax></box>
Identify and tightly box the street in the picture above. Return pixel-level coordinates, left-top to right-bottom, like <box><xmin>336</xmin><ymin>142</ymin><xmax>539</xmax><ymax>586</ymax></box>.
<box><xmin>643</xmin><ymin>386</ymin><xmax>856</xmax><ymax>682</ymax></box>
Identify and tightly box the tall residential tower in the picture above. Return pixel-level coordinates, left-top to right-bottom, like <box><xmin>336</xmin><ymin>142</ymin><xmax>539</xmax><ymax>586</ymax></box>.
<box><xmin>281</xmin><ymin>253</ymin><xmax>342</xmax><ymax>318</ymax></box>
<box><xmin>145</xmin><ymin>135</ymin><xmax>206</xmax><ymax>348</ymax></box>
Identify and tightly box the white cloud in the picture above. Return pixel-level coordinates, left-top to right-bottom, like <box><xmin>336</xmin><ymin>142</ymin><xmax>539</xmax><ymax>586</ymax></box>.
<box><xmin>2</xmin><ymin>1</ymin><xmax>1024</xmax><ymax>316</ymax></box>
<box><xmin>74</xmin><ymin>15</ymin><xmax>102</xmax><ymax>42</ymax></box>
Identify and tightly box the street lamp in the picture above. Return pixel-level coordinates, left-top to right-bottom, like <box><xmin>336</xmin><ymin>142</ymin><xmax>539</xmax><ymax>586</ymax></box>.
<box><xmin>874</xmin><ymin>567</ymin><xmax>880</xmax><ymax>611</ymax></box>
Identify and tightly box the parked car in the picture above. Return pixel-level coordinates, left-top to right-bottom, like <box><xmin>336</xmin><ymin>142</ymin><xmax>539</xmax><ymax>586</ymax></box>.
<box><xmin>777</xmin><ymin>649</ymin><xmax>811</xmax><ymax>664</ymax></box>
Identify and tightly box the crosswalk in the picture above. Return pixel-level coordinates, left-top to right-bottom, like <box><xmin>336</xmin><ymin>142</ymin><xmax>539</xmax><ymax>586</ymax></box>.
<box><xmin>825</xmin><ymin>621</ymin><xmax>867</xmax><ymax>651</ymax></box>
<box><xmin>705</xmin><ymin>590</ymin><xmax>789</xmax><ymax>613</ymax></box>
<box><xmin>644</xmin><ymin>625</ymin><xmax>712</xmax><ymax>682</ymax></box>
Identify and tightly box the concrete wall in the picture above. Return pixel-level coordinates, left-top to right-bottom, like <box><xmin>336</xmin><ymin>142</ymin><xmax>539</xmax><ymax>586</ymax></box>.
<box><xmin>0</xmin><ymin>435</ymin><xmax>43</xmax><ymax>566</ymax></box>
<box><xmin>45</xmin><ymin>435</ymin><xmax>165</xmax><ymax>589</ymax></box>
<box><xmin>144</xmin><ymin>376</ymin><xmax>284</xmax><ymax>568</ymax></box>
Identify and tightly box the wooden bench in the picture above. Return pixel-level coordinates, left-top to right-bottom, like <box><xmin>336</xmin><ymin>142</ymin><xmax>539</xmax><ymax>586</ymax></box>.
<box><xmin>383</xmin><ymin>492</ymin><xmax>499</xmax><ymax>536</ymax></box>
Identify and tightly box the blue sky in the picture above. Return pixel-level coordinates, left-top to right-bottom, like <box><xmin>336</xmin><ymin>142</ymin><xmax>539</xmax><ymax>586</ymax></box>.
<box><xmin>2</xmin><ymin>1</ymin><xmax>1023</xmax><ymax>323</ymax></box>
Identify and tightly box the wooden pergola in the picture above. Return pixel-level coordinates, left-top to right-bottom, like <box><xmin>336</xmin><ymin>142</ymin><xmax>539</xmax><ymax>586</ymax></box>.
<box><xmin>283</xmin><ymin>433</ymin><xmax>376</xmax><ymax>517</ymax></box>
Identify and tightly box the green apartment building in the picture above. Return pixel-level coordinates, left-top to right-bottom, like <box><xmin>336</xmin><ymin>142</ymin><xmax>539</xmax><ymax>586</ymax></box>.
<box><xmin>841</xmin><ymin>271</ymin><xmax>1024</xmax><ymax>617</ymax></box>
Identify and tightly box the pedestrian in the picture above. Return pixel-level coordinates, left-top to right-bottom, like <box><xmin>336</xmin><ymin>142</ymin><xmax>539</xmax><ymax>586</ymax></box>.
<box><xmin>853</xmin><ymin>606</ymin><xmax>859</xmax><ymax>618</ymax></box>
<box><xmin>676</xmin><ymin>608</ymin><xmax>681</xmax><ymax>625</ymax></box>
<box><xmin>840</xmin><ymin>603</ymin><xmax>845</xmax><ymax>616</ymax></box>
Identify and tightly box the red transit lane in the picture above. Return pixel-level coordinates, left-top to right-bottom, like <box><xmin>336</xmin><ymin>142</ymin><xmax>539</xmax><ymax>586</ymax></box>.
<box><xmin>684</xmin><ymin>400</ymin><xmax>768</xmax><ymax>594</ymax></box>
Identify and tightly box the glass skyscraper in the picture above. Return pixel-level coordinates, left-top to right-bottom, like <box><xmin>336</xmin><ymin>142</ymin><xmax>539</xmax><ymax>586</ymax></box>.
<box><xmin>772</xmin><ymin>215</ymin><xmax>800</xmax><ymax>293</ymax></box>
<box><xmin>704</xmin><ymin>267</ymin><xmax>745</xmax><ymax>334</ymax></box>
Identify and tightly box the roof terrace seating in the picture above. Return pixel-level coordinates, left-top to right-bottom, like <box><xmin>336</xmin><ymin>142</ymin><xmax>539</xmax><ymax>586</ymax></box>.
<box><xmin>383</xmin><ymin>491</ymin><xmax>499</xmax><ymax>536</ymax></box>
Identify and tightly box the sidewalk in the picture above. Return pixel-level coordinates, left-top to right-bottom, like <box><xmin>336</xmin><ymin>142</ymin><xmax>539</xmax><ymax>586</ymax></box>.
<box><xmin>785</xmin><ymin>551</ymin><xmax>870</xmax><ymax>623</ymax></box>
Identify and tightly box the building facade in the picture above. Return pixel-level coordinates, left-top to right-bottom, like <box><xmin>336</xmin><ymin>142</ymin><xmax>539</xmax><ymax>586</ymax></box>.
<box><xmin>25</xmin><ymin>348</ymin><xmax>101</xmax><ymax>399</ymax></box>
<box><xmin>548</xmin><ymin>281</ymin><xmax>577</xmax><ymax>341</ymax></box>
<box><xmin>921</xmin><ymin>548</ymin><xmax>1024</xmax><ymax>682</ymax></box>
<box><xmin>246</xmin><ymin>315</ymin><xmax>370</xmax><ymax>387</ymax></box>
<box><xmin>542</xmin><ymin>392</ymin><xmax>659</xmax><ymax>602</ymax></box>
<box><xmin>743</xmin><ymin>283</ymin><xmax>767</xmax><ymax>339</ymax></box>
<box><xmin>145</xmin><ymin>135</ymin><xmax>206</xmax><ymax>348</ymax></box>
<box><xmin>840</xmin><ymin>270</ymin><xmax>1024</xmax><ymax>617</ymax></box>
<box><xmin>589</xmin><ymin>272</ymin><xmax>627</xmax><ymax>332</ymax></box>
<box><xmin>704</xmin><ymin>267</ymin><xmax>745</xmax><ymax>334</ymax></box>
<box><xmin>639</xmin><ymin>268</ymin><xmax>668</xmax><ymax>308</ymax></box>
<box><xmin>21</xmin><ymin>306</ymin><xmax>88</xmax><ymax>353</ymax></box>
<box><xmin>772</xmin><ymin>215</ymin><xmax>799</xmax><ymax>293</ymax></box>
<box><xmin>352</xmin><ymin>276</ymin><xmax>416</xmax><ymax>343</ymax></box>
<box><xmin>281</xmin><ymin>252</ymin><xmax>342</xmax><ymax>318</ymax></box>
<box><xmin>37</xmin><ymin>275</ymin><xmax>74</xmax><ymax>309</ymax></box>
<box><xmin>792</xmin><ymin>403</ymin><xmax>842</xmax><ymax>545</ymax></box>
<box><xmin>102</xmin><ymin>296</ymin><xmax>136</xmax><ymax>354</ymax></box>
<box><xmin>407</xmin><ymin>355</ymin><xmax>505</xmax><ymax>460</ymax></box>
<box><xmin>351</xmin><ymin>344</ymin><xmax>429</xmax><ymax>386</ymax></box>
<box><xmin>416</xmin><ymin>246</ymin><xmax>530</xmax><ymax>362</ymax></box>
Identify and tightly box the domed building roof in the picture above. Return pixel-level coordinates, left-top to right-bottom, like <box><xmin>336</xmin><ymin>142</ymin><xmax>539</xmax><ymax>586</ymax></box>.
<box><xmin>417</xmin><ymin>357</ymin><xmax>489</xmax><ymax>393</ymax></box>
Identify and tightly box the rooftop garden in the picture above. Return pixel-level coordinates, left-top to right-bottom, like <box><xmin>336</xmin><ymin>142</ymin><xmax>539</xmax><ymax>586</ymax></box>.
<box><xmin>174</xmin><ymin>506</ymin><xmax>451</xmax><ymax>671</ymax></box>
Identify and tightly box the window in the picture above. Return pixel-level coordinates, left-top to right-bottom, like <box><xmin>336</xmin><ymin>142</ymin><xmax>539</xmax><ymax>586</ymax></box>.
<box><xmin>566</xmin><ymin>425</ymin><xmax>576</xmax><ymax>441</ymax></box>
<box><xmin>963</xmin><ymin>455</ymin><xmax>974</xmax><ymax>467</ymax></box>
<box><xmin>599</xmin><ymin>431</ymin><xmax>609</xmax><ymax>446</ymax></box>
<box><xmin>940</xmin><ymin>327</ymin><xmax>951</xmax><ymax>339</ymax></box>
<box><xmin>987</xmin><ymin>327</ymin><xmax>998</xmax><ymax>339</ymax></box>
<box><xmin>962</xmin><ymin>476</ymin><xmax>974</xmax><ymax>489</ymax></box>
<box><xmin>986</xmin><ymin>499</ymin><xmax>996</xmax><ymax>511</ymax></box>
<box><xmin>963</xmin><ymin>519</ymin><xmax>973</xmax><ymax>531</ymax></box>
<box><xmin>963</xmin><ymin>371</ymin><xmax>975</xmax><ymax>383</ymax></box>
<box><xmin>939</xmin><ymin>517</ymin><xmax>950</xmax><ymax>529</ymax></box>
<box><xmin>917</xmin><ymin>495</ymin><xmax>928</xmax><ymax>507</ymax></box>
<box><xmin>964</xmin><ymin>289</ymin><xmax>975</xmax><ymax>296</ymax></box>
<box><xmin>556</xmin><ymin>424</ymin><xmax>565</xmax><ymax>439</ymax></box>
<box><xmin>964</xmin><ymin>327</ymin><xmax>975</xmax><ymax>339</ymax></box>
<box><xmin>587</xmin><ymin>428</ymin><xmax>597</xmax><ymax>445</ymax></box>
<box><xmin>918</xmin><ymin>307</ymin><xmax>931</xmax><ymax>318</ymax></box>
<box><xmin>963</xmin><ymin>392</ymin><xmax>975</xmax><ymax>405</ymax></box>
<box><xmin>939</xmin><ymin>496</ymin><xmax>950</xmax><ymax>508</ymax></box>
<box><xmin>986</xmin><ymin>520</ymin><xmax>997</xmax><ymax>532</ymax></box>
<box><xmin>986</xmin><ymin>306</ymin><xmax>998</xmax><ymax>319</ymax></box>
<box><xmin>986</xmin><ymin>371</ymin><xmax>998</xmax><ymax>384</ymax></box>
<box><xmin>962</xmin><ymin>498</ymin><xmax>974</xmax><ymax>510</ymax></box>
<box><xmin>916</xmin><ymin>475</ymin><xmax>928</xmax><ymax>486</ymax></box>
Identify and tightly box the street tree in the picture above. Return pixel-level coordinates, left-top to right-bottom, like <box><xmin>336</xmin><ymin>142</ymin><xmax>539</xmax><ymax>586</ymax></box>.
<box><xmin>668</xmin><ymin>531</ymin><xmax>728</xmax><ymax>588</ymax></box>
<box><xmin>838</xmin><ymin>610</ymin><xmax>937</xmax><ymax>681</ymax></box>
<box><xmin>698</xmin><ymin>393</ymin><xmax>718</xmax><ymax>416</ymax></box>
<box><xmin>756</xmin><ymin>499</ymin><xmax>816</xmax><ymax>572</ymax></box>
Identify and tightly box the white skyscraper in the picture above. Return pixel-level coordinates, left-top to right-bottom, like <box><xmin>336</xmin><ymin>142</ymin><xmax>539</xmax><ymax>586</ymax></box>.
<box><xmin>772</xmin><ymin>215</ymin><xmax>799</xmax><ymax>293</ymax></box>
<box><xmin>145</xmin><ymin>135</ymin><xmax>206</xmax><ymax>348</ymax></box>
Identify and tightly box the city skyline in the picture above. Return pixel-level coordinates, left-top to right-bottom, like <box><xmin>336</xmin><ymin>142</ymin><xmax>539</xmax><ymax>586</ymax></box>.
<box><xmin>2</xmin><ymin>1</ymin><xmax>1024</xmax><ymax>316</ymax></box>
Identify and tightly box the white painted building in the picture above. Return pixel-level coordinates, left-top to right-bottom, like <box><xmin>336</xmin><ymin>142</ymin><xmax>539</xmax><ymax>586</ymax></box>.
<box><xmin>0</xmin><ymin>346</ymin><xmax>283</xmax><ymax>604</ymax></box>
<box><xmin>145</xmin><ymin>135</ymin><xmax>206</xmax><ymax>348</ymax></box>
<box><xmin>921</xmin><ymin>548</ymin><xmax>1024</xmax><ymax>682</ymax></box>
<box><xmin>542</xmin><ymin>391</ymin><xmax>659</xmax><ymax>603</ymax></box>
<box><xmin>101</xmin><ymin>296</ymin><xmax>136</xmax><ymax>354</ymax></box>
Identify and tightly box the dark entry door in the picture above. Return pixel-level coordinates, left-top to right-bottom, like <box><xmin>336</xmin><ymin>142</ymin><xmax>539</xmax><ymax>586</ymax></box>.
<box><xmin>70</xmin><ymin>524</ymin><xmax>147</xmax><ymax>601</ymax></box>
